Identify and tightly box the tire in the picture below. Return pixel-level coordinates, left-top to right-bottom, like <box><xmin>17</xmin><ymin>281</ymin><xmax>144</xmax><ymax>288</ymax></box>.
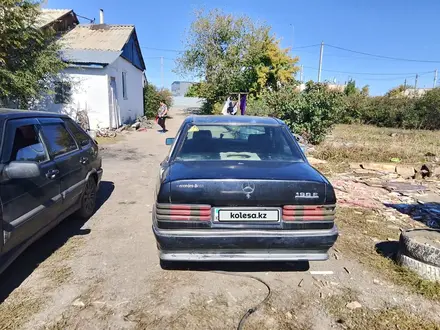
<box><xmin>397</xmin><ymin>252</ymin><xmax>440</xmax><ymax>282</ymax></box>
<box><xmin>76</xmin><ymin>177</ymin><xmax>97</xmax><ymax>219</ymax></box>
<box><xmin>399</xmin><ymin>229</ymin><xmax>440</xmax><ymax>267</ymax></box>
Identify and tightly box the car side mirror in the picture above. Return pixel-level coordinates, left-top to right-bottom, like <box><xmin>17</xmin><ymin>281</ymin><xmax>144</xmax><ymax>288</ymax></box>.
<box><xmin>165</xmin><ymin>138</ymin><xmax>174</xmax><ymax>146</ymax></box>
<box><xmin>2</xmin><ymin>161</ymin><xmax>41</xmax><ymax>180</ymax></box>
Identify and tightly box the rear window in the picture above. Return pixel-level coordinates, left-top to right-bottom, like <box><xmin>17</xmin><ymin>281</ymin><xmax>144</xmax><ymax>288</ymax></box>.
<box><xmin>175</xmin><ymin>124</ymin><xmax>303</xmax><ymax>162</ymax></box>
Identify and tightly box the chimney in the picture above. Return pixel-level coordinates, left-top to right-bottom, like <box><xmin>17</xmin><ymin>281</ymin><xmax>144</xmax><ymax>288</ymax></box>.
<box><xmin>99</xmin><ymin>9</ymin><xmax>104</xmax><ymax>24</ymax></box>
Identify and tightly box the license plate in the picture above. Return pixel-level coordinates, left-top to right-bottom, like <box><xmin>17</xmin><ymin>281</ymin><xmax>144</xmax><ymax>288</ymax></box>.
<box><xmin>215</xmin><ymin>208</ymin><xmax>280</xmax><ymax>222</ymax></box>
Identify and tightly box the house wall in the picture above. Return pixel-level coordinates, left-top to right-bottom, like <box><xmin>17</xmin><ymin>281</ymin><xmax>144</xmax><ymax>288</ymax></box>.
<box><xmin>31</xmin><ymin>67</ymin><xmax>111</xmax><ymax>129</ymax></box>
<box><xmin>105</xmin><ymin>57</ymin><xmax>144</xmax><ymax>125</ymax></box>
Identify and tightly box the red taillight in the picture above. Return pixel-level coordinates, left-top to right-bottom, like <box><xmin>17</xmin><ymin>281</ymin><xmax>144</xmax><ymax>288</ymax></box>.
<box><xmin>156</xmin><ymin>203</ymin><xmax>212</xmax><ymax>221</ymax></box>
<box><xmin>282</xmin><ymin>205</ymin><xmax>335</xmax><ymax>221</ymax></box>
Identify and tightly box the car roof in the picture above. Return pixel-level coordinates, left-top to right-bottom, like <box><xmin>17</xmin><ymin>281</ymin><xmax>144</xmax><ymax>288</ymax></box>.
<box><xmin>183</xmin><ymin>115</ymin><xmax>283</xmax><ymax>126</ymax></box>
<box><xmin>0</xmin><ymin>108</ymin><xmax>69</xmax><ymax>121</ymax></box>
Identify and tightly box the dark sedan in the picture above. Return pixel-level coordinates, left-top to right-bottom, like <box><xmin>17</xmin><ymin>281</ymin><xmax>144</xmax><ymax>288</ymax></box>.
<box><xmin>153</xmin><ymin>115</ymin><xmax>337</xmax><ymax>264</ymax></box>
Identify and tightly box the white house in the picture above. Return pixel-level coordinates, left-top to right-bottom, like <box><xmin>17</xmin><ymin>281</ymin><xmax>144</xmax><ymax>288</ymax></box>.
<box><xmin>34</xmin><ymin>9</ymin><xmax>146</xmax><ymax>129</ymax></box>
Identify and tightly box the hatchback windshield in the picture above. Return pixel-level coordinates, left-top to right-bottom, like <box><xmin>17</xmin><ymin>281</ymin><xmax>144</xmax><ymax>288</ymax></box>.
<box><xmin>175</xmin><ymin>124</ymin><xmax>303</xmax><ymax>162</ymax></box>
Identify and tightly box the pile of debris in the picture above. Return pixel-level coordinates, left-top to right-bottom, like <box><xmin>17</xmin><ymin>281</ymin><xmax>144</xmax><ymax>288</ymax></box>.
<box><xmin>117</xmin><ymin>116</ymin><xmax>154</xmax><ymax>133</ymax></box>
<box><xmin>351</xmin><ymin>162</ymin><xmax>440</xmax><ymax>180</ymax></box>
<box><xmin>331</xmin><ymin>161</ymin><xmax>440</xmax><ymax>229</ymax></box>
<box><xmin>96</xmin><ymin>127</ymin><xmax>117</xmax><ymax>138</ymax></box>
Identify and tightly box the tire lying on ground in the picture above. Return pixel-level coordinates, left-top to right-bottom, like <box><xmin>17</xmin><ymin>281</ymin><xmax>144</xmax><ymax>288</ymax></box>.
<box><xmin>397</xmin><ymin>252</ymin><xmax>440</xmax><ymax>282</ymax></box>
<box><xmin>399</xmin><ymin>229</ymin><xmax>440</xmax><ymax>267</ymax></box>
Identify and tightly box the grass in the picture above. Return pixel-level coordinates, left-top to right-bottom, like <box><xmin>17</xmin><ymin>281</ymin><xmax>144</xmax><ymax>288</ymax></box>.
<box><xmin>95</xmin><ymin>135</ymin><xmax>124</xmax><ymax>145</ymax></box>
<box><xmin>313</xmin><ymin>124</ymin><xmax>440</xmax><ymax>166</ymax></box>
<box><xmin>336</xmin><ymin>207</ymin><xmax>440</xmax><ymax>301</ymax></box>
<box><xmin>0</xmin><ymin>288</ymin><xmax>44</xmax><ymax>330</ymax></box>
<box><xmin>324</xmin><ymin>289</ymin><xmax>440</xmax><ymax>330</ymax></box>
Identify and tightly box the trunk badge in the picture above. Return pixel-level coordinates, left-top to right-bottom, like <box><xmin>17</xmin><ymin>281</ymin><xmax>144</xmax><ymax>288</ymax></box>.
<box><xmin>242</xmin><ymin>182</ymin><xmax>255</xmax><ymax>199</ymax></box>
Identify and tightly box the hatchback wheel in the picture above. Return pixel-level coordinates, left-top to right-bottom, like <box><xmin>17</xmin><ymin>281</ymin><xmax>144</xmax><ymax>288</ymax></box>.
<box><xmin>77</xmin><ymin>177</ymin><xmax>97</xmax><ymax>219</ymax></box>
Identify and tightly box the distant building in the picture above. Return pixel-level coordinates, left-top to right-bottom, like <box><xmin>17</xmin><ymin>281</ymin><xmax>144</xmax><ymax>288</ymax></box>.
<box><xmin>326</xmin><ymin>83</ymin><xmax>346</xmax><ymax>92</ymax></box>
<box><xmin>171</xmin><ymin>81</ymin><xmax>195</xmax><ymax>96</ymax></box>
<box><xmin>402</xmin><ymin>88</ymin><xmax>432</xmax><ymax>97</ymax></box>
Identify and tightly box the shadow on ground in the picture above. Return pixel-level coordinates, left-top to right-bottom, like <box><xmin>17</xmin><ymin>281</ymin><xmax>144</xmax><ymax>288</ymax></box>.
<box><xmin>376</xmin><ymin>240</ymin><xmax>400</xmax><ymax>260</ymax></box>
<box><xmin>0</xmin><ymin>181</ymin><xmax>114</xmax><ymax>303</ymax></box>
<box><xmin>161</xmin><ymin>260</ymin><xmax>310</xmax><ymax>272</ymax></box>
<box><xmin>384</xmin><ymin>202</ymin><xmax>440</xmax><ymax>229</ymax></box>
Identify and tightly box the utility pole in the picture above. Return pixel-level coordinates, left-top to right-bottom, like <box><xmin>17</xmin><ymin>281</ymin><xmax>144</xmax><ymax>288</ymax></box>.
<box><xmin>160</xmin><ymin>57</ymin><xmax>164</xmax><ymax>89</ymax></box>
<box><xmin>404</xmin><ymin>78</ymin><xmax>407</xmax><ymax>90</ymax></box>
<box><xmin>415</xmin><ymin>74</ymin><xmax>418</xmax><ymax>90</ymax></box>
<box><xmin>318</xmin><ymin>41</ymin><xmax>324</xmax><ymax>82</ymax></box>
<box><xmin>434</xmin><ymin>69</ymin><xmax>438</xmax><ymax>88</ymax></box>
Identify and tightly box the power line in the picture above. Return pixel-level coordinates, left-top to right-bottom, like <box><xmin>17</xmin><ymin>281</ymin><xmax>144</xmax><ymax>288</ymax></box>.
<box><xmin>141</xmin><ymin>47</ymin><xmax>183</xmax><ymax>53</ymax></box>
<box><xmin>141</xmin><ymin>44</ymin><xmax>321</xmax><ymax>53</ymax></box>
<box><xmin>294</xmin><ymin>48</ymin><xmax>397</xmax><ymax>62</ymax></box>
<box><xmin>291</xmin><ymin>44</ymin><xmax>321</xmax><ymax>49</ymax></box>
<box><xmin>302</xmin><ymin>66</ymin><xmax>434</xmax><ymax>76</ymax></box>
<box><xmin>326</xmin><ymin>44</ymin><xmax>440</xmax><ymax>63</ymax></box>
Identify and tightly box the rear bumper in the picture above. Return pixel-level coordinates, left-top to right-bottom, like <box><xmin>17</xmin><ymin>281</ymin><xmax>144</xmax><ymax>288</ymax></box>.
<box><xmin>153</xmin><ymin>225</ymin><xmax>338</xmax><ymax>262</ymax></box>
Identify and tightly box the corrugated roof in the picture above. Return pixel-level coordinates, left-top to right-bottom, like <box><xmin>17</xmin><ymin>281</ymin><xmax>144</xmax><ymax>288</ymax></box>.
<box><xmin>36</xmin><ymin>9</ymin><xmax>72</xmax><ymax>28</ymax></box>
<box><xmin>61</xmin><ymin>25</ymin><xmax>134</xmax><ymax>51</ymax></box>
<box><xmin>61</xmin><ymin>49</ymin><xmax>122</xmax><ymax>66</ymax></box>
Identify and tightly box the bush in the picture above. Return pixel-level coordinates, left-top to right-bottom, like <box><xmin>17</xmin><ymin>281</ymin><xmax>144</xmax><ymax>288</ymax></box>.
<box><xmin>339</xmin><ymin>93</ymin><xmax>368</xmax><ymax>124</ymax></box>
<box><xmin>359</xmin><ymin>96</ymin><xmax>416</xmax><ymax>128</ymax></box>
<box><xmin>412</xmin><ymin>88</ymin><xmax>440</xmax><ymax>130</ymax></box>
<box><xmin>143</xmin><ymin>84</ymin><xmax>173</xmax><ymax>119</ymax></box>
<box><xmin>338</xmin><ymin>87</ymin><xmax>440</xmax><ymax>130</ymax></box>
<box><xmin>247</xmin><ymin>82</ymin><xmax>345</xmax><ymax>144</ymax></box>
<box><xmin>246</xmin><ymin>97</ymin><xmax>272</xmax><ymax>117</ymax></box>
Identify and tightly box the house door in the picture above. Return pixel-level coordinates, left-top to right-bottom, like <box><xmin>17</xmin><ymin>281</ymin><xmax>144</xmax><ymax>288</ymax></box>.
<box><xmin>109</xmin><ymin>77</ymin><xmax>121</xmax><ymax>128</ymax></box>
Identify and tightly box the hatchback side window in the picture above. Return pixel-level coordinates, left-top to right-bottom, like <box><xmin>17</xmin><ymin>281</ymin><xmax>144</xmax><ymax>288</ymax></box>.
<box><xmin>63</xmin><ymin>119</ymin><xmax>91</xmax><ymax>147</ymax></box>
<box><xmin>10</xmin><ymin>125</ymin><xmax>48</xmax><ymax>163</ymax></box>
<box><xmin>41</xmin><ymin>124</ymin><xmax>78</xmax><ymax>157</ymax></box>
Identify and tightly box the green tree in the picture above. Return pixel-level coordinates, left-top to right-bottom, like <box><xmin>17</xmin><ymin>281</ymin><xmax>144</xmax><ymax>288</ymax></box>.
<box><xmin>344</xmin><ymin>79</ymin><xmax>359</xmax><ymax>96</ymax></box>
<box><xmin>176</xmin><ymin>9</ymin><xmax>299</xmax><ymax>106</ymax></box>
<box><xmin>0</xmin><ymin>1</ymin><xmax>66</xmax><ymax>107</ymax></box>
<box><xmin>185</xmin><ymin>83</ymin><xmax>202</xmax><ymax>97</ymax></box>
<box><xmin>144</xmin><ymin>84</ymin><xmax>173</xmax><ymax>119</ymax></box>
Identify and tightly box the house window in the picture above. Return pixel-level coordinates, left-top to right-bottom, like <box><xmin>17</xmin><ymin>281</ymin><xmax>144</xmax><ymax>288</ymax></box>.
<box><xmin>54</xmin><ymin>81</ymin><xmax>72</xmax><ymax>104</ymax></box>
<box><xmin>122</xmin><ymin>72</ymin><xmax>128</xmax><ymax>99</ymax></box>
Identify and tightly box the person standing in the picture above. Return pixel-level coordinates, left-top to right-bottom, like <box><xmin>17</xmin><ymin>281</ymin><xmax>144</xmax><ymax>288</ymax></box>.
<box><xmin>157</xmin><ymin>101</ymin><xmax>168</xmax><ymax>133</ymax></box>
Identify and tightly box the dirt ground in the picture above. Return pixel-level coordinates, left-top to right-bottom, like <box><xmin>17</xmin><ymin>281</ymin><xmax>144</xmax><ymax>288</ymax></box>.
<box><xmin>0</xmin><ymin>109</ymin><xmax>440</xmax><ymax>330</ymax></box>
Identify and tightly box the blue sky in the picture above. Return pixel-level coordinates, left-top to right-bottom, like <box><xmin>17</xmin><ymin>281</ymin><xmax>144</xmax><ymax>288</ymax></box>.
<box><xmin>47</xmin><ymin>0</ymin><xmax>440</xmax><ymax>95</ymax></box>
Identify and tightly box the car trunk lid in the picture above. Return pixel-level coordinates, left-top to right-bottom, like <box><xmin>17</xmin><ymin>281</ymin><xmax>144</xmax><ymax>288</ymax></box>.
<box><xmin>167</xmin><ymin>161</ymin><xmax>328</xmax><ymax>206</ymax></box>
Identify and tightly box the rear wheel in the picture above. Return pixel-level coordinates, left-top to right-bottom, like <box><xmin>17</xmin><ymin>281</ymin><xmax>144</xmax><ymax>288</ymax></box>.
<box><xmin>76</xmin><ymin>177</ymin><xmax>97</xmax><ymax>219</ymax></box>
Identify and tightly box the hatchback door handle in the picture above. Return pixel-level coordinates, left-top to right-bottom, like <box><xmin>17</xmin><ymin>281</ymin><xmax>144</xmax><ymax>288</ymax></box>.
<box><xmin>80</xmin><ymin>157</ymin><xmax>89</xmax><ymax>164</ymax></box>
<box><xmin>46</xmin><ymin>169</ymin><xmax>59</xmax><ymax>179</ymax></box>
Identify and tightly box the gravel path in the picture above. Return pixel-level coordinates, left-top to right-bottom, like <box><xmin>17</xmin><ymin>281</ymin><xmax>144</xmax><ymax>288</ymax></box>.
<box><xmin>0</xmin><ymin>109</ymin><xmax>439</xmax><ymax>330</ymax></box>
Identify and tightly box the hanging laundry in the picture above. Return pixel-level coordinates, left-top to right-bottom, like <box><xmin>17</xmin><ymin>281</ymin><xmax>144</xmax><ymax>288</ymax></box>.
<box><xmin>240</xmin><ymin>94</ymin><xmax>247</xmax><ymax>115</ymax></box>
<box><xmin>222</xmin><ymin>97</ymin><xmax>231</xmax><ymax>115</ymax></box>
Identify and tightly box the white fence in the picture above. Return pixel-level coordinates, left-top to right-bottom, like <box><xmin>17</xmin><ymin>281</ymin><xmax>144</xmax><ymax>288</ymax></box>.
<box><xmin>172</xmin><ymin>96</ymin><xmax>205</xmax><ymax>109</ymax></box>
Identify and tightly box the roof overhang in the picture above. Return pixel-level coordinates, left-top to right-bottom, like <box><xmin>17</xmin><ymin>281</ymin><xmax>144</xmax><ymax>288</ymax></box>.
<box><xmin>61</xmin><ymin>49</ymin><xmax>122</xmax><ymax>68</ymax></box>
